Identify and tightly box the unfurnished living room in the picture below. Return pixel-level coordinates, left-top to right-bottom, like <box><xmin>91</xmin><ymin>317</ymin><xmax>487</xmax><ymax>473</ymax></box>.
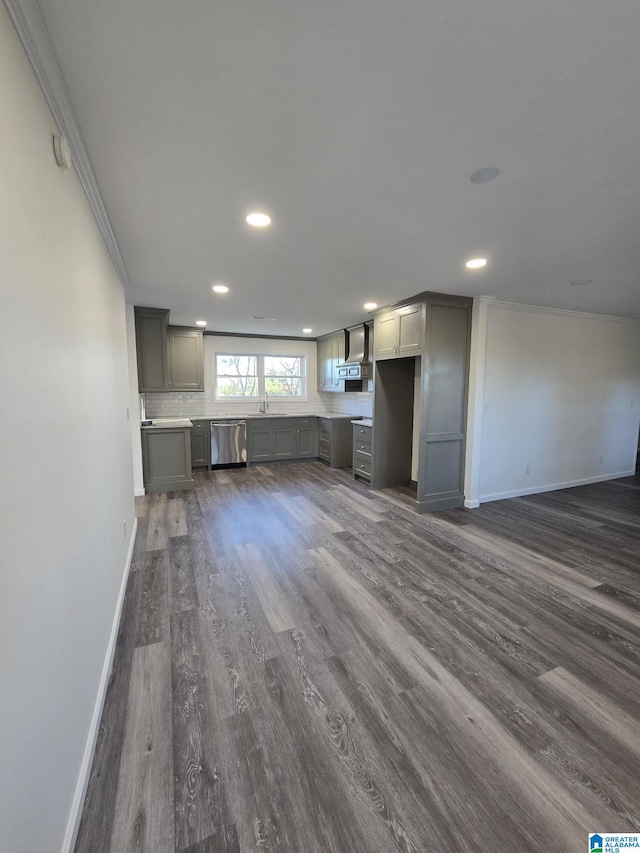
<box><xmin>1</xmin><ymin>1</ymin><xmax>639</xmax><ymax>852</ymax></box>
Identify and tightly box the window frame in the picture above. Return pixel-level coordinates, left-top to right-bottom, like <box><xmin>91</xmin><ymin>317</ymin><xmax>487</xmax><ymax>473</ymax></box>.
<box><xmin>214</xmin><ymin>352</ymin><xmax>308</xmax><ymax>401</ymax></box>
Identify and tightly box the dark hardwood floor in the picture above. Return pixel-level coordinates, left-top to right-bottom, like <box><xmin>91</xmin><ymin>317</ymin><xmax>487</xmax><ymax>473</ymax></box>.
<box><xmin>75</xmin><ymin>464</ymin><xmax>640</xmax><ymax>853</ymax></box>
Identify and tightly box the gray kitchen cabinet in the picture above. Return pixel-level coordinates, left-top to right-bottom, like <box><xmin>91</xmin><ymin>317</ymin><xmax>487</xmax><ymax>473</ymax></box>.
<box><xmin>316</xmin><ymin>334</ymin><xmax>333</xmax><ymax>391</ymax></box>
<box><xmin>190</xmin><ymin>419</ymin><xmax>210</xmax><ymax>468</ymax></box>
<box><xmin>317</xmin><ymin>416</ymin><xmax>354</xmax><ymax>468</ymax></box>
<box><xmin>247</xmin><ymin>418</ymin><xmax>295</xmax><ymax>462</ymax></box>
<box><xmin>273</xmin><ymin>425</ymin><xmax>295</xmax><ymax>459</ymax></box>
<box><xmin>167</xmin><ymin>327</ymin><xmax>204</xmax><ymax>391</ymax></box>
<box><xmin>247</xmin><ymin>426</ymin><xmax>274</xmax><ymax>462</ymax></box>
<box><xmin>295</xmin><ymin>417</ymin><xmax>318</xmax><ymax>457</ymax></box>
<box><xmin>135</xmin><ymin>307</ymin><xmax>169</xmax><ymax>392</ymax></box>
<box><xmin>373</xmin><ymin>302</ymin><xmax>424</xmax><ymax>359</ymax></box>
<box><xmin>372</xmin><ymin>293</ymin><xmax>471</xmax><ymax>512</ymax></box>
<box><xmin>353</xmin><ymin>422</ymin><xmax>373</xmax><ymax>482</ymax></box>
<box><xmin>418</xmin><ymin>301</ymin><xmax>470</xmax><ymax>512</ymax></box>
<box><xmin>316</xmin><ymin>330</ymin><xmax>347</xmax><ymax>392</ymax></box>
<box><xmin>134</xmin><ymin>307</ymin><xmax>203</xmax><ymax>392</ymax></box>
<box><xmin>141</xmin><ymin>427</ymin><xmax>193</xmax><ymax>493</ymax></box>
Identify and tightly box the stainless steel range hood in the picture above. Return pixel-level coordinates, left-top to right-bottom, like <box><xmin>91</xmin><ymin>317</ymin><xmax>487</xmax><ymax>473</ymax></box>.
<box><xmin>336</xmin><ymin>323</ymin><xmax>372</xmax><ymax>382</ymax></box>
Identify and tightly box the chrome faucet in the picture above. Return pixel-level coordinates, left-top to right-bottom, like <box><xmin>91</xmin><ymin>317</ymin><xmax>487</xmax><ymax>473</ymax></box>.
<box><xmin>259</xmin><ymin>391</ymin><xmax>269</xmax><ymax>414</ymax></box>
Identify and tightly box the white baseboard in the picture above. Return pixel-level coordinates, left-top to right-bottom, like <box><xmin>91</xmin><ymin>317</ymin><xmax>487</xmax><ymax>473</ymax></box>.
<box><xmin>134</xmin><ymin>487</ymin><xmax>145</xmax><ymax>497</ymax></box>
<box><xmin>61</xmin><ymin>516</ymin><xmax>138</xmax><ymax>853</ymax></box>
<box><xmin>479</xmin><ymin>470</ymin><xmax>635</xmax><ymax>504</ymax></box>
<box><xmin>464</xmin><ymin>499</ymin><xmax>480</xmax><ymax>509</ymax></box>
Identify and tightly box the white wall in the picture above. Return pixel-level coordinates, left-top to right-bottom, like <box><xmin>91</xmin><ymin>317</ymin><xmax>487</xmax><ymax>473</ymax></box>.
<box><xmin>477</xmin><ymin>302</ymin><xmax>640</xmax><ymax>502</ymax></box>
<box><xmin>0</xmin><ymin>6</ymin><xmax>135</xmax><ymax>852</ymax></box>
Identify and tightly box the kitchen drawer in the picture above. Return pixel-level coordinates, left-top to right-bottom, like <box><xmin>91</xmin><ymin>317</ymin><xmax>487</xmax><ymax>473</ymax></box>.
<box><xmin>354</xmin><ymin>439</ymin><xmax>372</xmax><ymax>456</ymax></box>
<box><xmin>296</xmin><ymin>417</ymin><xmax>315</xmax><ymax>428</ymax></box>
<box><xmin>353</xmin><ymin>456</ymin><xmax>372</xmax><ymax>478</ymax></box>
<box><xmin>317</xmin><ymin>417</ymin><xmax>331</xmax><ymax>431</ymax></box>
<box><xmin>318</xmin><ymin>440</ymin><xmax>331</xmax><ymax>461</ymax></box>
<box><xmin>191</xmin><ymin>420</ymin><xmax>208</xmax><ymax>431</ymax></box>
<box><xmin>353</xmin><ymin>424</ymin><xmax>372</xmax><ymax>439</ymax></box>
<box><xmin>319</xmin><ymin>428</ymin><xmax>331</xmax><ymax>444</ymax></box>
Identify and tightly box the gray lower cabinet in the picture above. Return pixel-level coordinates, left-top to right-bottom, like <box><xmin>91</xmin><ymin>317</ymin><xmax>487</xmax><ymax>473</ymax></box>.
<box><xmin>317</xmin><ymin>416</ymin><xmax>354</xmax><ymax>468</ymax></box>
<box><xmin>190</xmin><ymin>420</ymin><xmax>210</xmax><ymax>468</ymax></box>
<box><xmin>353</xmin><ymin>423</ymin><xmax>373</xmax><ymax>482</ymax></box>
<box><xmin>247</xmin><ymin>419</ymin><xmax>295</xmax><ymax>462</ymax></box>
<box><xmin>141</xmin><ymin>427</ymin><xmax>194</xmax><ymax>493</ymax></box>
<box><xmin>295</xmin><ymin>417</ymin><xmax>318</xmax><ymax>457</ymax></box>
<box><xmin>247</xmin><ymin>417</ymin><xmax>319</xmax><ymax>463</ymax></box>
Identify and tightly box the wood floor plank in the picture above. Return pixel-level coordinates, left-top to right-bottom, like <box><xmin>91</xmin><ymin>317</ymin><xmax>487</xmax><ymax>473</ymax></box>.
<box><xmin>235</xmin><ymin>542</ymin><xmax>299</xmax><ymax>633</ymax></box>
<box><xmin>168</xmin><ymin>536</ymin><xmax>199</xmax><ymax>613</ymax></box>
<box><xmin>110</xmin><ymin>642</ymin><xmax>174</xmax><ymax>853</ymax></box>
<box><xmin>539</xmin><ymin>666</ymin><xmax>640</xmax><ymax>761</ymax></box>
<box><xmin>146</xmin><ymin>494</ymin><xmax>168</xmax><ymax>551</ymax></box>
<box><xmin>171</xmin><ymin>608</ymin><xmax>232</xmax><ymax>851</ymax></box>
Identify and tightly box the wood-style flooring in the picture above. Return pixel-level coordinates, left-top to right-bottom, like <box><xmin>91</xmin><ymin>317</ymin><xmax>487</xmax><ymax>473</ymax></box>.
<box><xmin>75</xmin><ymin>463</ymin><xmax>640</xmax><ymax>853</ymax></box>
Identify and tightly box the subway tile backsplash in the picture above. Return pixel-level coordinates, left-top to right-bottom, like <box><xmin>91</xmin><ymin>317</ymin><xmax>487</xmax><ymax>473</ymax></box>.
<box><xmin>143</xmin><ymin>388</ymin><xmax>373</xmax><ymax>419</ymax></box>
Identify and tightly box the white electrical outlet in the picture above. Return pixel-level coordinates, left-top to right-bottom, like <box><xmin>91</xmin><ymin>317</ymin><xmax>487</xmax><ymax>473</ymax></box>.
<box><xmin>525</xmin><ymin>464</ymin><xmax>531</xmax><ymax>474</ymax></box>
<box><xmin>126</xmin><ymin>407</ymin><xmax>130</xmax><ymax>421</ymax></box>
<box><xmin>599</xmin><ymin>455</ymin><xmax>603</xmax><ymax>463</ymax></box>
<box><xmin>483</xmin><ymin>403</ymin><xmax>489</xmax><ymax>414</ymax></box>
<box><xmin>123</xmin><ymin>520</ymin><xmax>127</xmax><ymax>538</ymax></box>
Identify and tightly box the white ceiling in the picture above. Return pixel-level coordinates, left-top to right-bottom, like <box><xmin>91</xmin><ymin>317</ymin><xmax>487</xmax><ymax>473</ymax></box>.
<box><xmin>38</xmin><ymin>0</ymin><xmax>640</xmax><ymax>333</ymax></box>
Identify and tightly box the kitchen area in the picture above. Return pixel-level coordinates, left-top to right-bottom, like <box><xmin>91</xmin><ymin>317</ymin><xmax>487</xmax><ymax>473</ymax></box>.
<box><xmin>133</xmin><ymin>291</ymin><xmax>471</xmax><ymax>512</ymax></box>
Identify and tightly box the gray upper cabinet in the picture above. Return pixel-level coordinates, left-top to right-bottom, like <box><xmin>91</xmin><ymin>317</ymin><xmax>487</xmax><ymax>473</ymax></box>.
<box><xmin>316</xmin><ymin>329</ymin><xmax>347</xmax><ymax>392</ymax></box>
<box><xmin>167</xmin><ymin>328</ymin><xmax>204</xmax><ymax>391</ymax></box>
<box><xmin>317</xmin><ymin>335</ymin><xmax>331</xmax><ymax>391</ymax></box>
<box><xmin>134</xmin><ymin>307</ymin><xmax>203</xmax><ymax>392</ymax></box>
<box><xmin>373</xmin><ymin>302</ymin><xmax>424</xmax><ymax>359</ymax></box>
<box><xmin>135</xmin><ymin>307</ymin><xmax>169</xmax><ymax>392</ymax></box>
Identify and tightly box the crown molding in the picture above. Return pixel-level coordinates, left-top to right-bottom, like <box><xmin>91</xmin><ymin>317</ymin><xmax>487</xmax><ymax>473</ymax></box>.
<box><xmin>4</xmin><ymin>0</ymin><xmax>129</xmax><ymax>286</ymax></box>
<box><xmin>491</xmin><ymin>300</ymin><xmax>640</xmax><ymax>325</ymax></box>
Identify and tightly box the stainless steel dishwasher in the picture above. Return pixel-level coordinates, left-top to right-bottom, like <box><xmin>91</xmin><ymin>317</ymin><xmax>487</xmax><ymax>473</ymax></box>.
<box><xmin>210</xmin><ymin>420</ymin><xmax>247</xmax><ymax>466</ymax></box>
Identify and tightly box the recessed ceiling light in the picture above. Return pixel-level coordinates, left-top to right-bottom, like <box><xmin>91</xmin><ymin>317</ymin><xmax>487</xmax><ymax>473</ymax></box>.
<box><xmin>212</xmin><ymin>284</ymin><xmax>229</xmax><ymax>293</ymax></box>
<box><xmin>470</xmin><ymin>167</ymin><xmax>500</xmax><ymax>184</ymax></box>
<box><xmin>570</xmin><ymin>279</ymin><xmax>594</xmax><ymax>286</ymax></box>
<box><xmin>364</xmin><ymin>302</ymin><xmax>378</xmax><ymax>310</ymax></box>
<box><xmin>195</xmin><ymin>320</ymin><xmax>207</xmax><ymax>326</ymax></box>
<box><xmin>302</xmin><ymin>328</ymin><xmax>313</xmax><ymax>334</ymax></box>
<box><xmin>252</xmin><ymin>316</ymin><xmax>276</xmax><ymax>321</ymax></box>
<box><xmin>246</xmin><ymin>212</ymin><xmax>271</xmax><ymax>228</ymax></box>
<box><xmin>466</xmin><ymin>258</ymin><xmax>487</xmax><ymax>269</ymax></box>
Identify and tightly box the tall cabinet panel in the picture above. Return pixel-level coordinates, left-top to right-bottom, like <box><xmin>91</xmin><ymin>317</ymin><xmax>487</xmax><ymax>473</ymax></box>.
<box><xmin>418</xmin><ymin>303</ymin><xmax>470</xmax><ymax>512</ymax></box>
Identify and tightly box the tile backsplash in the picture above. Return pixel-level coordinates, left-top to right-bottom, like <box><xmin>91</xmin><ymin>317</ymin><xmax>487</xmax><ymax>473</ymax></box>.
<box><xmin>143</xmin><ymin>388</ymin><xmax>373</xmax><ymax>419</ymax></box>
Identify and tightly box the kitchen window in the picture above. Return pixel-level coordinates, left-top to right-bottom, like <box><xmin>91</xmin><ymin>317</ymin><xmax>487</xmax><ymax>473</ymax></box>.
<box><xmin>215</xmin><ymin>353</ymin><xmax>306</xmax><ymax>399</ymax></box>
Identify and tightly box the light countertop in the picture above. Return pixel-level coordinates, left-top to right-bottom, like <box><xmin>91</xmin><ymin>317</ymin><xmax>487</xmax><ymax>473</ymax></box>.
<box><xmin>353</xmin><ymin>418</ymin><xmax>372</xmax><ymax>427</ymax></box>
<box><xmin>143</xmin><ymin>412</ymin><xmax>363</xmax><ymax>424</ymax></box>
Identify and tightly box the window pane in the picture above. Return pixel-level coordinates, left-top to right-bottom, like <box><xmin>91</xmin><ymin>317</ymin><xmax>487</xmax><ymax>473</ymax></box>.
<box><xmin>216</xmin><ymin>355</ymin><xmax>257</xmax><ymax>376</ymax></box>
<box><xmin>264</xmin><ymin>356</ymin><xmax>302</xmax><ymax>376</ymax></box>
<box><xmin>265</xmin><ymin>376</ymin><xmax>302</xmax><ymax>396</ymax></box>
<box><xmin>217</xmin><ymin>376</ymin><xmax>258</xmax><ymax>397</ymax></box>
